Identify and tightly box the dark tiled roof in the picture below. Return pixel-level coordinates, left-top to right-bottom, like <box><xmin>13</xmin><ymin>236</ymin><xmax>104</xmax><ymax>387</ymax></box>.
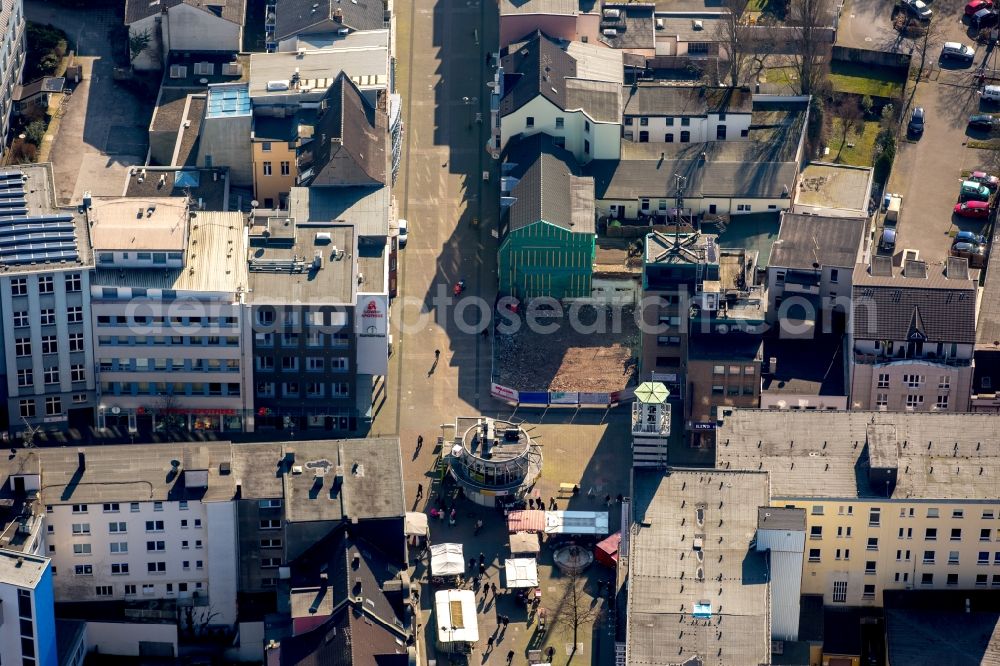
<box><xmin>564</xmin><ymin>78</ymin><xmax>621</xmax><ymax>122</ymax></box>
<box><xmin>300</xmin><ymin>73</ymin><xmax>387</xmax><ymax>187</ymax></box>
<box><xmin>125</xmin><ymin>0</ymin><xmax>246</xmax><ymax>25</ymax></box>
<box><xmin>622</xmin><ymin>84</ymin><xmax>753</xmax><ymax>117</ymax></box>
<box><xmin>770</xmin><ymin>213</ymin><xmax>865</xmax><ymax>270</ymax></box>
<box><xmin>852</xmin><ymin>262</ymin><xmax>977</xmax><ymax>344</ymax></box>
<box><xmin>502</xmin><ymin>134</ymin><xmax>594</xmax><ymax>235</ymax></box>
<box><xmin>587</xmin><ymin>157</ymin><xmax>796</xmax><ymax>200</ymax></box>
<box><xmin>500</xmin><ymin>32</ymin><xmax>577</xmax><ymax>116</ymax></box>
<box><xmin>275</xmin><ymin>0</ymin><xmax>386</xmax><ymax>41</ymax></box>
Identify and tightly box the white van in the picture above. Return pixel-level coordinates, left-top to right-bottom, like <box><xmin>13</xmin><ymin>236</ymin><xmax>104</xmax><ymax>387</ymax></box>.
<box><xmin>982</xmin><ymin>85</ymin><xmax>1000</xmax><ymax>102</ymax></box>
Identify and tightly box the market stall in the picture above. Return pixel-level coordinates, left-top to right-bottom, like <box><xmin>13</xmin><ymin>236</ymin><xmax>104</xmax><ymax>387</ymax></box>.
<box><xmin>509</xmin><ymin>531</ymin><xmax>541</xmax><ymax>556</ymax></box>
<box><xmin>430</xmin><ymin>543</ymin><xmax>465</xmax><ymax>582</ymax></box>
<box><xmin>434</xmin><ymin>589</ymin><xmax>479</xmax><ymax>654</ymax></box>
<box><xmin>503</xmin><ymin>558</ymin><xmax>540</xmax><ymax>589</ymax></box>
<box><xmin>544</xmin><ymin>510</ymin><xmax>609</xmax><ymax>535</ymax></box>
<box><xmin>595</xmin><ymin>531</ymin><xmax>621</xmax><ymax>568</ymax></box>
<box><xmin>507</xmin><ymin>509</ymin><xmax>546</xmax><ymax>533</ymax></box>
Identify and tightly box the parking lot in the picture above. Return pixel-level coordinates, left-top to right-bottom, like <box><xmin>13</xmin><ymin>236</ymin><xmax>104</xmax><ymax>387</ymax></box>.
<box><xmin>882</xmin><ymin>0</ymin><xmax>999</xmax><ymax>266</ymax></box>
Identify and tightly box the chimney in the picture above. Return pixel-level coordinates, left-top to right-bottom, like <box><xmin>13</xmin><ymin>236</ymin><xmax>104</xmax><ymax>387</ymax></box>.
<box><xmin>77</xmin><ymin>449</ymin><xmax>86</xmax><ymax>470</ymax></box>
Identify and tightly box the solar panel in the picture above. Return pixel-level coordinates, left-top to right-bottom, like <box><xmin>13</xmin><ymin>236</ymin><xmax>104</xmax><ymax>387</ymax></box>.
<box><xmin>0</xmin><ymin>170</ymin><xmax>79</xmax><ymax>265</ymax></box>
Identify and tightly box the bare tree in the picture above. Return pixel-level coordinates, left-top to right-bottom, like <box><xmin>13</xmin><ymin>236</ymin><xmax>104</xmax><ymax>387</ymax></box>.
<box><xmin>787</xmin><ymin>0</ymin><xmax>833</xmax><ymax>96</ymax></box>
<box><xmin>553</xmin><ymin>571</ymin><xmax>603</xmax><ymax>661</ymax></box>
<box><xmin>833</xmin><ymin>96</ymin><xmax>863</xmax><ymax>161</ymax></box>
<box><xmin>716</xmin><ymin>0</ymin><xmax>760</xmax><ymax>87</ymax></box>
<box><xmin>910</xmin><ymin>18</ymin><xmax>945</xmax><ymax>84</ymax></box>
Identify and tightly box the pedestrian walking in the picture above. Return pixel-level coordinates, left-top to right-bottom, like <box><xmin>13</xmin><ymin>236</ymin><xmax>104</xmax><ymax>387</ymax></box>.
<box><xmin>486</xmin><ymin>635</ymin><xmax>495</xmax><ymax>653</ymax></box>
<box><xmin>416</xmin><ymin>435</ymin><xmax>423</xmax><ymax>451</ymax></box>
<box><xmin>479</xmin><ymin>552</ymin><xmax>485</xmax><ymax>565</ymax></box>
<box><xmin>479</xmin><ymin>562</ymin><xmax>486</xmax><ymax>576</ymax></box>
<box><xmin>474</xmin><ymin>519</ymin><xmax>484</xmax><ymax>535</ymax></box>
<box><xmin>502</xmin><ymin>615</ymin><xmax>510</xmax><ymax>628</ymax></box>
<box><xmin>506</xmin><ymin>649</ymin><xmax>515</xmax><ymax>663</ymax></box>
<box><xmin>435</xmin><ymin>349</ymin><xmax>441</xmax><ymax>359</ymax></box>
<box><xmin>416</xmin><ymin>483</ymin><xmax>423</xmax><ymax>500</ymax></box>
<box><xmin>549</xmin><ymin>497</ymin><xmax>556</xmax><ymax>510</ymax></box>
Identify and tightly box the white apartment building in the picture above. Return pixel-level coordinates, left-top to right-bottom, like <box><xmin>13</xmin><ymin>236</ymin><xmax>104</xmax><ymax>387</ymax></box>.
<box><xmin>0</xmin><ymin>165</ymin><xmax>98</xmax><ymax>437</ymax></box>
<box><xmin>0</xmin><ymin>0</ymin><xmax>25</xmax><ymax>142</ymax></box>
<box><xmin>32</xmin><ymin>444</ymin><xmax>238</xmax><ymax>627</ymax></box>
<box><xmin>88</xmin><ymin>199</ymin><xmax>253</xmax><ymax>434</ymax></box>
<box><xmin>621</xmin><ymin>85</ymin><xmax>753</xmax><ymax>144</ymax></box>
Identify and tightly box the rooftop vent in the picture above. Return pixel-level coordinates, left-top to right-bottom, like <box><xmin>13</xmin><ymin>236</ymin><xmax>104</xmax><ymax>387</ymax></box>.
<box><xmin>693</xmin><ymin>19</ymin><xmax>704</xmax><ymax>29</ymax></box>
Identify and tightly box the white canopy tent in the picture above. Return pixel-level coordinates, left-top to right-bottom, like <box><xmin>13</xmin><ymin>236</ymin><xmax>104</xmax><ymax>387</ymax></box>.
<box><xmin>509</xmin><ymin>530</ymin><xmax>541</xmax><ymax>555</ymax></box>
<box><xmin>504</xmin><ymin>558</ymin><xmax>539</xmax><ymax>588</ymax></box>
<box><xmin>430</xmin><ymin>543</ymin><xmax>465</xmax><ymax>576</ymax></box>
<box><xmin>404</xmin><ymin>512</ymin><xmax>429</xmax><ymax>536</ymax></box>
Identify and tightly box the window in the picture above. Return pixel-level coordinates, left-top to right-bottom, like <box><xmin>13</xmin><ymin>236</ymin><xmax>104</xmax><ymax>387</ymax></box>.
<box><xmin>280</xmin><ymin>161</ymin><xmax>290</xmax><ymax>176</ymax></box>
<box><xmin>180</xmin><ymin>520</ymin><xmax>188</xmax><ymax>529</ymax></box>
<box><xmin>72</xmin><ymin>504</ymin><xmax>88</xmax><ymax>514</ymax></box>
<box><xmin>812</xmin><ymin>506</ymin><xmax>824</xmax><ymax>515</ymax></box>
<box><xmin>862</xmin><ymin>584</ymin><xmax>875</xmax><ymax>599</ymax></box>
<box><xmin>939</xmin><ymin>375</ymin><xmax>951</xmax><ymax>389</ymax></box>
<box><xmin>110</xmin><ymin>543</ymin><xmax>127</xmax><ymax>554</ymax></box>
<box><xmin>262</xmin><ymin>161</ymin><xmax>272</xmax><ymax>176</ymax></box>
<box><xmin>182</xmin><ymin>560</ymin><xmax>190</xmax><ymax>570</ymax></box>
<box><xmin>142</xmin><ymin>584</ymin><xmax>155</xmax><ymax>595</ymax></box>
<box><xmin>927</xmin><ymin>508</ymin><xmax>939</xmax><ymax>518</ymax></box>
<box><xmin>259</xmin><ymin>499</ymin><xmax>282</xmax><ymax>509</ymax></box>
<box><xmin>261</xmin><ymin>557</ymin><xmax>281</xmax><ymax>568</ymax></box>
<box><xmin>665</xmin><ymin>133</ymin><xmax>674</xmax><ymax>142</ymax></box>
<box><xmin>67</xmin><ymin>306</ymin><xmax>84</xmax><ymax>324</ymax></box>
<box><xmin>808</xmin><ymin>548</ymin><xmax>821</xmax><ymax>562</ymax></box>
<box><xmin>69</xmin><ymin>333</ymin><xmax>84</xmax><ymax>352</ymax></box>
<box><xmin>832</xmin><ymin>581</ymin><xmax>847</xmax><ymax>603</ymax></box>
<box><xmin>984</xmin><ymin>511</ymin><xmax>995</xmax><ymax>519</ymax></box>
<box><xmin>869</xmin><ymin>508</ymin><xmax>881</xmax><ymax>527</ymax></box>
<box><xmin>875</xmin><ymin>393</ymin><xmax>888</xmax><ymax>408</ymax></box>
<box><xmin>66</xmin><ymin>273</ymin><xmax>82</xmax><ymax>292</ymax></box>
<box><xmin>153</xmin><ymin>501</ymin><xmax>163</xmax><ymax>512</ymax></box>
<box><xmin>936</xmin><ymin>395</ymin><xmax>949</xmax><ymax>409</ymax></box>
<box><xmin>108</xmin><ymin>522</ymin><xmax>126</xmax><ymax>533</ymax></box>
<box><xmin>19</xmin><ymin>399</ymin><xmax>34</xmax><ymax>418</ymax></box>
<box><xmin>926</xmin><ymin>528</ymin><xmax>938</xmax><ymax>541</ymax></box>
<box><xmin>680</xmin><ymin>130</ymin><xmax>690</xmax><ymax>142</ymax></box>
<box><xmin>947</xmin><ymin>573</ymin><xmax>959</xmax><ymax>586</ymax></box>
<box><xmin>147</xmin><ymin>562</ymin><xmax>166</xmax><ymax>574</ymax></box>
<box><xmin>905</xmin><ymin>394</ymin><xmax>923</xmax><ymax>408</ymax></box>
<box><xmin>146</xmin><ymin>541</ymin><xmax>166</xmax><ymax>552</ymax></box>
<box><xmin>39</xmin><ymin>308</ymin><xmax>55</xmax><ymax>325</ymax></box>
<box><xmin>977</xmin><ymin>574</ymin><xmax>989</xmax><ymax>587</ymax></box>
<box><xmin>260</xmin><ymin>519</ymin><xmax>281</xmax><ymax>530</ymax></box>
<box><xmin>555</xmin><ymin>117</ymin><xmax>564</xmax><ymax>129</ymax></box>
<box><xmin>43</xmin><ymin>368</ymin><xmax>58</xmax><ymax>385</ymax></box>
<box><xmin>716</xmin><ymin>125</ymin><xmax>727</xmax><ymax>140</ymax></box>
<box><xmin>145</xmin><ymin>520</ymin><xmax>164</xmax><ymax>532</ymax></box>
<box><xmin>865</xmin><ymin>560</ymin><xmax>877</xmax><ymax>575</ymax></box>
<box><xmin>15</xmin><ymin>338</ymin><xmax>31</xmax><ymax>356</ymax></box>
<box><xmin>261</xmin><ymin>538</ymin><xmax>283</xmax><ymax>548</ymax></box>
<box><xmin>11</xmin><ymin>277</ymin><xmax>27</xmax><ymax>296</ymax></box>
<box><xmin>96</xmin><ymin>585</ymin><xmax>113</xmax><ymax>596</ymax></box>
<box><xmin>17</xmin><ymin>368</ymin><xmax>33</xmax><ymax>387</ymax></box>
<box><xmin>45</xmin><ymin>397</ymin><xmax>61</xmax><ymax>416</ymax></box>
<box><xmin>979</xmin><ymin>551</ymin><xmax>990</xmax><ymax>564</ymax></box>
<box><xmin>261</xmin><ymin>141</ymin><xmax>271</xmax><ymax>152</ymax></box>
<box><xmin>877</xmin><ymin>373</ymin><xmax>889</xmax><ymax>388</ymax></box>
<box><xmin>951</xmin><ymin>528</ymin><xmax>962</xmax><ymax>541</ymax></box>
<box><xmin>195</xmin><ymin>540</ymin><xmax>203</xmax><ymax>549</ymax></box>
<box><xmin>923</xmin><ymin>550</ymin><xmax>936</xmax><ymax>564</ymax></box>
<box><xmin>72</xmin><ymin>544</ymin><xmax>91</xmax><ymax>556</ymax></box>
<box><xmin>994</xmin><ymin>575</ymin><xmax>1000</xmax><ymax>587</ymax></box>
<box><xmin>681</xmin><ymin>117</ymin><xmax>691</xmax><ymax>126</ymax></box>
<box><xmin>38</xmin><ymin>275</ymin><xmax>54</xmax><ymax>294</ymax></box>
<box><xmin>40</xmin><ymin>335</ymin><xmax>57</xmax><ymax>355</ymax></box>
<box><xmin>921</xmin><ymin>573</ymin><xmax>934</xmax><ymax>585</ymax></box>
<box><xmin>179</xmin><ymin>500</ymin><xmax>188</xmax><ymax>511</ymax></box>
<box><xmin>525</xmin><ymin>117</ymin><xmax>534</xmax><ymax>128</ymax></box>
<box><xmin>124</xmin><ymin>584</ymin><xmax>137</xmax><ymax>595</ymax></box>
<box><xmin>867</xmin><ymin>537</ymin><xmax>879</xmax><ymax>551</ymax></box>
<box><xmin>103</xmin><ymin>503</ymin><xmax>119</xmax><ymax>513</ymax></box>
<box><xmin>13</xmin><ymin>310</ymin><xmax>28</xmax><ymax>327</ymax></box>
<box><xmin>196</xmin><ymin>560</ymin><xmax>204</xmax><ymax>569</ymax></box>
<box><xmin>130</xmin><ymin>502</ymin><xmax>140</xmax><ymax>512</ymax></box>
<box><xmin>182</xmin><ymin>540</ymin><xmax>189</xmax><ymax>549</ymax></box>
<box><xmin>903</xmin><ymin>374</ymin><xmax>923</xmax><ymax>388</ymax></box>
<box><xmin>949</xmin><ymin>550</ymin><xmax>960</xmax><ymax>564</ymax></box>
<box><xmin>74</xmin><ymin>565</ymin><xmax>93</xmax><ymax>576</ymax></box>
<box><xmin>982</xmin><ymin>529</ymin><xmax>992</xmax><ymax>542</ymax></box>
<box><xmin>194</xmin><ymin>519</ymin><xmax>202</xmax><ymax>528</ymax></box>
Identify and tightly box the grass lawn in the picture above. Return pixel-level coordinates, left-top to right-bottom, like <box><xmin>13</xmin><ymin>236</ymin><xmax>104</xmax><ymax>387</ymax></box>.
<box><xmin>761</xmin><ymin>66</ymin><xmax>799</xmax><ymax>94</ymax></box>
<box><xmin>829</xmin><ymin>61</ymin><xmax>906</xmax><ymax>98</ymax></box>
<box><xmin>827</xmin><ymin>119</ymin><xmax>881</xmax><ymax>167</ymax></box>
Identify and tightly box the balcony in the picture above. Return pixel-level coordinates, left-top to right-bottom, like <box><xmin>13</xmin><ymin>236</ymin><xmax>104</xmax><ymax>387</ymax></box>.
<box><xmin>853</xmin><ymin>351</ymin><xmax>971</xmax><ymax>367</ymax></box>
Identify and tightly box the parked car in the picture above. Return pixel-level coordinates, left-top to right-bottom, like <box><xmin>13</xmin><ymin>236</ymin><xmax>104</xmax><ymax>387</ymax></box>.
<box><xmin>973</xmin><ymin>7</ymin><xmax>998</xmax><ymax>27</ymax></box>
<box><xmin>966</xmin><ymin>0</ymin><xmax>993</xmax><ymax>15</ymax></box>
<box><xmin>907</xmin><ymin>107</ymin><xmax>925</xmax><ymax>136</ymax></box>
<box><xmin>879</xmin><ymin>227</ymin><xmax>897</xmax><ymax>252</ymax></box>
<box><xmin>954</xmin><ymin>200</ymin><xmax>992</xmax><ymax>218</ymax></box>
<box><xmin>942</xmin><ymin>42</ymin><xmax>976</xmax><ymax>62</ymax></box>
<box><xmin>960</xmin><ymin>180</ymin><xmax>992</xmax><ymax>202</ymax></box>
<box><xmin>969</xmin><ymin>114</ymin><xmax>997</xmax><ymax>130</ymax></box>
<box><xmin>970</xmin><ymin>170</ymin><xmax>1000</xmax><ymax>190</ymax></box>
<box><xmin>904</xmin><ymin>0</ymin><xmax>933</xmax><ymax>18</ymax></box>
<box><xmin>397</xmin><ymin>218</ymin><xmax>408</xmax><ymax>248</ymax></box>
<box><xmin>955</xmin><ymin>230</ymin><xmax>988</xmax><ymax>245</ymax></box>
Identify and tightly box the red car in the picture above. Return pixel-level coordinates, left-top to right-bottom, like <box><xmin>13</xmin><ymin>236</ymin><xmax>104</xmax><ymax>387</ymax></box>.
<box><xmin>954</xmin><ymin>200</ymin><xmax>991</xmax><ymax>218</ymax></box>
<box><xmin>967</xmin><ymin>0</ymin><xmax>993</xmax><ymax>15</ymax></box>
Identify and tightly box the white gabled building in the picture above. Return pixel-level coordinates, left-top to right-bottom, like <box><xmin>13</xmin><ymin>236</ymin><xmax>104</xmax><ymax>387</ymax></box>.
<box><xmin>124</xmin><ymin>0</ymin><xmax>247</xmax><ymax>71</ymax></box>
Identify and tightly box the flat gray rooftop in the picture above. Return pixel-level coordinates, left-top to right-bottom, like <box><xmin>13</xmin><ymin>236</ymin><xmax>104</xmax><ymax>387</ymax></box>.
<box><xmin>627</xmin><ymin>469</ymin><xmax>771</xmax><ymax>666</ymax></box>
<box><xmin>717</xmin><ymin>410</ymin><xmax>1000</xmax><ymax>500</ymax></box>
<box><xmin>795</xmin><ymin>162</ymin><xmax>873</xmax><ymax>212</ymax></box>
<box><xmin>248</xmin><ymin>220</ymin><xmax>356</xmax><ymax>305</ymax></box>
<box><xmin>0</xmin><ymin>549</ymin><xmax>48</xmax><ymax>589</ymax></box>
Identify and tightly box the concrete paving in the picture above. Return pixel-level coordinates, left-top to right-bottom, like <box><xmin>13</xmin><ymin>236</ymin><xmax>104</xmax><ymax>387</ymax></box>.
<box><xmin>25</xmin><ymin>0</ymin><xmax>150</xmax><ymax>204</ymax></box>
<box><xmin>383</xmin><ymin>0</ymin><xmax>630</xmax><ymax>661</ymax></box>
